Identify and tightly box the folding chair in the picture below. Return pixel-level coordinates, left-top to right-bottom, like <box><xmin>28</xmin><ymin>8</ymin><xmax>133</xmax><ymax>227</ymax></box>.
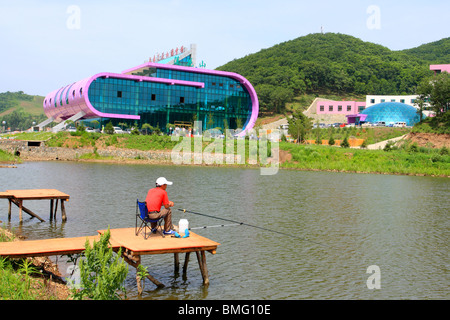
<box><xmin>135</xmin><ymin>199</ymin><xmax>165</xmax><ymax>239</ymax></box>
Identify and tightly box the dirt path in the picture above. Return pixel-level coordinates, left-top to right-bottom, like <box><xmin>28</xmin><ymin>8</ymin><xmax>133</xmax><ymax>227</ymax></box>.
<box><xmin>366</xmin><ymin>134</ymin><xmax>408</xmax><ymax>150</ymax></box>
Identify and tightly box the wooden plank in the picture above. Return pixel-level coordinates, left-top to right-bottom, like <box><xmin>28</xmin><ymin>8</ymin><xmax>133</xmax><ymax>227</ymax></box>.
<box><xmin>5</xmin><ymin>189</ymin><xmax>70</xmax><ymax>200</ymax></box>
<box><xmin>0</xmin><ymin>192</ymin><xmax>13</xmax><ymax>199</ymax></box>
<box><xmin>2</xmin><ymin>189</ymin><xmax>69</xmax><ymax>222</ymax></box>
<box><xmin>98</xmin><ymin>227</ymin><xmax>220</xmax><ymax>256</ymax></box>
<box><xmin>0</xmin><ymin>235</ymin><xmax>110</xmax><ymax>258</ymax></box>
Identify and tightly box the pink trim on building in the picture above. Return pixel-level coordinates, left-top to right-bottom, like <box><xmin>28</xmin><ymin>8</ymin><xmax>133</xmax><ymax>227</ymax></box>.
<box><xmin>43</xmin><ymin>62</ymin><xmax>259</xmax><ymax>136</ymax></box>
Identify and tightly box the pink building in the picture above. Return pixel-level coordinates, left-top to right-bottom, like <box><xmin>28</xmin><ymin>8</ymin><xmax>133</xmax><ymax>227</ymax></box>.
<box><xmin>430</xmin><ymin>64</ymin><xmax>450</xmax><ymax>74</ymax></box>
<box><xmin>316</xmin><ymin>100</ymin><xmax>366</xmax><ymax>115</ymax></box>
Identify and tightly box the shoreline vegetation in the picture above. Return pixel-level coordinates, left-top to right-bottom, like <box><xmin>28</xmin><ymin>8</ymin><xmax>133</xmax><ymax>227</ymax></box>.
<box><xmin>0</xmin><ymin>228</ymin><xmax>71</xmax><ymax>300</ymax></box>
<box><xmin>1</xmin><ymin>129</ymin><xmax>449</xmax><ymax>177</ymax></box>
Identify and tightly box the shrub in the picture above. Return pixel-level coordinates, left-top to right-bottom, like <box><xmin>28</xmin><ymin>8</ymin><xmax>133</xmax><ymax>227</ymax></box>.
<box><xmin>341</xmin><ymin>136</ymin><xmax>350</xmax><ymax>148</ymax></box>
<box><xmin>70</xmin><ymin>228</ymin><xmax>128</xmax><ymax>300</ymax></box>
<box><xmin>383</xmin><ymin>141</ymin><xmax>396</xmax><ymax>152</ymax></box>
<box><xmin>328</xmin><ymin>135</ymin><xmax>335</xmax><ymax>146</ymax></box>
<box><xmin>409</xmin><ymin>143</ymin><xmax>418</xmax><ymax>153</ymax></box>
<box><xmin>104</xmin><ymin>121</ymin><xmax>114</xmax><ymax>135</ymax></box>
<box><xmin>360</xmin><ymin>139</ymin><xmax>368</xmax><ymax>149</ymax></box>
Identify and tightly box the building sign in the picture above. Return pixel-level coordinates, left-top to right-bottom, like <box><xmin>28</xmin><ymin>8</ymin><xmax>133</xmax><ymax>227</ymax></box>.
<box><xmin>150</xmin><ymin>46</ymin><xmax>187</xmax><ymax>63</ymax></box>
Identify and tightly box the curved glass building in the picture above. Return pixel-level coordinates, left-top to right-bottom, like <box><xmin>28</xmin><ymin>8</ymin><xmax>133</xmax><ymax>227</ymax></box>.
<box><xmin>44</xmin><ymin>62</ymin><xmax>258</xmax><ymax>135</ymax></box>
<box><xmin>360</xmin><ymin>102</ymin><xmax>421</xmax><ymax>126</ymax></box>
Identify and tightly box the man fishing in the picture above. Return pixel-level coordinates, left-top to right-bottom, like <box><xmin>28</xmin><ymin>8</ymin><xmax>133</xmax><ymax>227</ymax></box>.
<box><xmin>146</xmin><ymin>177</ymin><xmax>175</xmax><ymax>235</ymax></box>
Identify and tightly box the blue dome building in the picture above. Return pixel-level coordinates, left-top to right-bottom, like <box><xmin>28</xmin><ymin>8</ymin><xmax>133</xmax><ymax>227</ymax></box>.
<box><xmin>360</xmin><ymin>102</ymin><xmax>422</xmax><ymax>126</ymax></box>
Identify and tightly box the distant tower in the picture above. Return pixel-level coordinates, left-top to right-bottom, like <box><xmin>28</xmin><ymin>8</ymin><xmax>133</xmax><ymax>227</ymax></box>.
<box><xmin>321</xmin><ymin>26</ymin><xmax>324</xmax><ymax>34</ymax></box>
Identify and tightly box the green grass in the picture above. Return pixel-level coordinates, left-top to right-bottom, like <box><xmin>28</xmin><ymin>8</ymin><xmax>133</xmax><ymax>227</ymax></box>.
<box><xmin>280</xmin><ymin>142</ymin><xmax>450</xmax><ymax>176</ymax></box>
<box><xmin>3</xmin><ymin>131</ymin><xmax>53</xmax><ymax>141</ymax></box>
<box><xmin>4</xmin><ymin>131</ymin><xmax>449</xmax><ymax>177</ymax></box>
<box><xmin>304</xmin><ymin>126</ymin><xmax>411</xmax><ymax>144</ymax></box>
<box><xmin>119</xmin><ymin>134</ymin><xmax>179</xmax><ymax>151</ymax></box>
<box><xmin>0</xmin><ymin>149</ymin><xmax>19</xmax><ymax>163</ymax></box>
<box><xmin>0</xmin><ymin>228</ymin><xmax>60</xmax><ymax>300</ymax></box>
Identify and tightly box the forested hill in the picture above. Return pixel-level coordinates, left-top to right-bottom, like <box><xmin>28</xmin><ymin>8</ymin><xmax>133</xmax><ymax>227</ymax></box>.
<box><xmin>400</xmin><ymin>37</ymin><xmax>450</xmax><ymax>64</ymax></box>
<box><xmin>216</xmin><ymin>33</ymin><xmax>449</xmax><ymax>113</ymax></box>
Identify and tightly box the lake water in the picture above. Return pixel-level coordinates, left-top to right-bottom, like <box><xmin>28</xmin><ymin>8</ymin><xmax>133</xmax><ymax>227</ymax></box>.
<box><xmin>0</xmin><ymin>161</ymin><xmax>448</xmax><ymax>300</ymax></box>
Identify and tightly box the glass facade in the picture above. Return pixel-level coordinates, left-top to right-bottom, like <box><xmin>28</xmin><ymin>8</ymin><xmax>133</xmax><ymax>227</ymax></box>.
<box><xmin>87</xmin><ymin>68</ymin><xmax>252</xmax><ymax>132</ymax></box>
<box><xmin>360</xmin><ymin>102</ymin><xmax>422</xmax><ymax>126</ymax></box>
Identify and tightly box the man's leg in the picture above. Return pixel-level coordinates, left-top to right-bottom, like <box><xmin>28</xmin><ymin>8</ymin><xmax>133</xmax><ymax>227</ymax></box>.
<box><xmin>160</xmin><ymin>207</ymin><xmax>173</xmax><ymax>231</ymax></box>
<box><xmin>148</xmin><ymin>211</ymin><xmax>163</xmax><ymax>230</ymax></box>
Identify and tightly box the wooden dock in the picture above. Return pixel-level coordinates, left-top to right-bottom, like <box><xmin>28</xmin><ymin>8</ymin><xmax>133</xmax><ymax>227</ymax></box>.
<box><xmin>0</xmin><ymin>227</ymin><xmax>220</xmax><ymax>290</ymax></box>
<box><xmin>0</xmin><ymin>189</ymin><xmax>69</xmax><ymax>222</ymax></box>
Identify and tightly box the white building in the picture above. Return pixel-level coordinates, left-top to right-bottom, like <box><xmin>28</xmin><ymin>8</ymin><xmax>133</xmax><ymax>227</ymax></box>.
<box><xmin>365</xmin><ymin>95</ymin><xmax>434</xmax><ymax>117</ymax></box>
<box><xmin>365</xmin><ymin>95</ymin><xmax>419</xmax><ymax>108</ymax></box>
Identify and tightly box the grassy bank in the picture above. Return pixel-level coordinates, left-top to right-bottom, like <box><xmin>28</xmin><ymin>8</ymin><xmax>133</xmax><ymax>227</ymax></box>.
<box><xmin>0</xmin><ymin>148</ymin><xmax>19</xmax><ymax>163</ymax></box>
<box><xmin>3</xmin><ymin>130</ymin><xmax>449</xmax><ymax>177</ymax></box>
<box><xmin>280</xmin><ymin>142</ymin><xmax>450</xmax><ymax>177</ymax></box>
<box><xmin>303</xmin><ymin>126</ymin><xmax>411</xmax><ymax>145</ymax></box>
<box><xmin>5</xmin><ymin>127</ymin><xmax>410</xmax><ymax>150</ymax></box>
<box><xmin>0</xmin><ymin>228</ymin><xmax>67</xmax><ymax>300</ymax></box>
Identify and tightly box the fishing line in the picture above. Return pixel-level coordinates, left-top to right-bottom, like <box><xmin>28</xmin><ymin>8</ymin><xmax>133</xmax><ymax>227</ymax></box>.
<box><xmin>177</xmin><ymin>208</ymin><xmax>338</xmax><ymax>249</ymax></box>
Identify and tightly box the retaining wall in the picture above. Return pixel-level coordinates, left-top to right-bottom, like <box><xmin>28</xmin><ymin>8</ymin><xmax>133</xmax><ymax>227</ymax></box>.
<box><xmin>0</xmin><ymin>139</ymin><xmax>172</xmax><ymax>162</ymax></box>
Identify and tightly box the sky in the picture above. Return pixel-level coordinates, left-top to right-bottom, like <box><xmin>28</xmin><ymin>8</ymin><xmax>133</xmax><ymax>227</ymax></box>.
<box><xmin>0</xmin><ymin>0</ymin><xmax>448</xmax><ymax>96</ymax></box>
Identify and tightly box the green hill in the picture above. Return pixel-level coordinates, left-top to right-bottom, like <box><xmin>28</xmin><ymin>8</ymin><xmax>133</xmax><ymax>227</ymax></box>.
<box><xmin>0</xmin><ymin>91</ymin><xmax>46</xmax><ymax>131</ymax></box>
<box><xmin>0</xmin><ymin>91</ymin><xmax>45</xmax><ymax>117</ymax></box>
<box><xmin>400</xmin><ymin>37</ymin><xmax>450</xmax><ymax>64</ymax></box>
<box><xmin>216</xmin><ymin>33</ymin><xmax>447</xmax><ymax>113</ymax></box>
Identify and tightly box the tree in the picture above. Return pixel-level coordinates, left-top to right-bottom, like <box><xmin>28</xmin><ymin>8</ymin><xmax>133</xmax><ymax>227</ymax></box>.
<box><xmin>255</xmin><ymin>84</ymin><xmax>294</xmax><ymax>114</ymax></box>
<box><xmin>141</xmin><ymin>123</ymin><xmax>153</xmax><ymax>135</ymax></box>
<box><xmin>341</xmin><ymin>136</ymin><xmax>350</xmax><ymax>148</ymax></box>
<box><xmin>414</xmin><ymin>95</ymin><xmax>427</xmax><ymax>122</ymax></box>
<box><xmin>286</xmin><ymin>110</ymin><xmax>312</xmax><ymax>144</ymax></box>
<box><xmin>91</xmin><ymin>120</ymin><xmax>100</xmax><ymax>129</ymax></box>
<box><xmin>328</xmin><ymin>135</ymin><xmax>335</xmax><ymax>146</ymax></box>
<box><xmin>271</xmin><ymin>86</ymin><xmax>294</xmax><ymax>114</ymax></box>
<box><xmin>104</xmin><ymin>121</ymin><xmax>114</xmax><ymax>134</ymax></box>
<box><xmin>314</xmin><ymin>120</ymin><xmax>322</xmax><ymax>144</ymax></box>
<box><xmin>416</xmin><ymin>72</ymin><xmax>450</xmax><ymax>116</ymax></box>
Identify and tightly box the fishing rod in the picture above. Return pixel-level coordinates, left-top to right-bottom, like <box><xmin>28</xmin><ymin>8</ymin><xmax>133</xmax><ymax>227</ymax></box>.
<box><xmin>189</xmin><ymin>223</ymin><xmax>243</xmax><ymax>230</ymax></box>
<box><xmin>178</xmin><ymin>208</ymin><xmax>338</xmax><ymax>249</ymax></box>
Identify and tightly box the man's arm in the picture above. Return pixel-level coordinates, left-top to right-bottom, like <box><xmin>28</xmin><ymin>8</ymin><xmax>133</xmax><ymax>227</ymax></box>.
<box><xmin>163</xmin><ymin>201</ymin><xmax>174</xmax><ymax>209</ymax></box>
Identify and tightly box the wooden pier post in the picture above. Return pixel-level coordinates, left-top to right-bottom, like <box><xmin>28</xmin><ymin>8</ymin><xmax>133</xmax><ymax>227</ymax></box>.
<box><xmin>18</xmin><ymin>199</ymin><xmax>23</xmax><ymax>221</ymax></box>
<box><xmin>50</xmin><ymin>199</ymin><xmax>54</xmax><ymax>221</ymax></box>
<box><xmin>10</xmin><ymin>199</ymin><xmax>45</xmax><ymax>222</ymax></box>
<box><xmin>61</xmin><ymin>200</ymin><xmax>67</xmax><ymax>221</ymax></box>
<box><xmin>174</xmin><ymin>253</ymin><xmax>180</xmax><ymax>273</ymax></box>
<box><xmin>53</xmin><ymin>199</ymin><xmax>58</xmax><ymax>220</ymax></box>
<box><xmin>183</xmin><ymin>252</ymin><xmax>191</xmax><ymax>274</ymax></box>
<box><xmin>196</xmin><ymin>250</ymin><xmax>209</xmax><ymax>286</ymax></box>
<box><xmin>8</xmin><ymin>199</ymin><xmax>12</xmax><ymax>220</ymax></box>
<box><xmin>50</xmin><ymin>199</ymin><xmax>67</xmax><ymax>222</ymax></box>
<box><xmin>120</xmin><ymin>250</ymin><xmax>165</xmax><ymax>291</ymax></box>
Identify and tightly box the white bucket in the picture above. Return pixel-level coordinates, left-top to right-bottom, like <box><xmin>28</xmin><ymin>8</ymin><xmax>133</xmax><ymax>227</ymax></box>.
<box><xmin>178</xmin><ymin>219</ymin><xmax>189</xmax><ymax>236</ymax></box>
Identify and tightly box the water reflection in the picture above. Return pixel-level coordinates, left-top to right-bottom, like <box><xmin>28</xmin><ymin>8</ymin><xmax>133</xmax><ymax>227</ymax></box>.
<box><xmin>0</xmin><ymin>162</ymin><xmax>448</xmax><ymax>299</ymax></box>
